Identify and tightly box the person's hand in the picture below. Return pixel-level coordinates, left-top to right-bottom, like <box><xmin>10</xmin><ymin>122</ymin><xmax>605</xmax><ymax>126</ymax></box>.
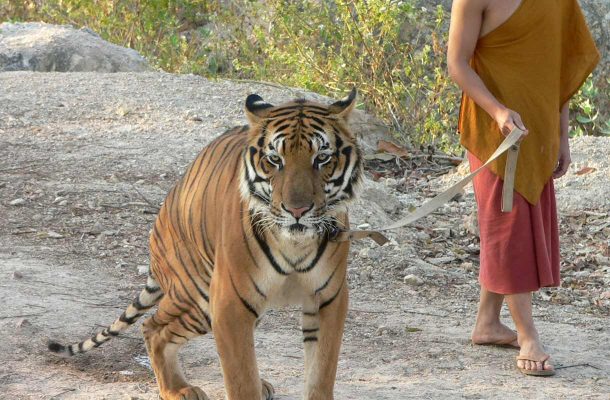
<box><xmin>553</xmin><ymin>137</ymin><xmax>571</xmax><ymax>179</ymax></box>
<box><xmin>493</xmin><ymin>107</ymin><xmax>529</xmax><ymax>138</ymax></box>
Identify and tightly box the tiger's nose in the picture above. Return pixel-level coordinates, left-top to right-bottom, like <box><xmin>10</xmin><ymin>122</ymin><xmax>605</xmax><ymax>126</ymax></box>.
<box><xmin>281</xmin><ymin>203</ymin><xmax>313</xmax><ymax>219</ymax></box>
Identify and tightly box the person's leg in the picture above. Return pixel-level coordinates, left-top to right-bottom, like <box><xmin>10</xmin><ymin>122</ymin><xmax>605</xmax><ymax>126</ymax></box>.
<box><xmin>472</xmin><ymin>286</ymin><xmax>519</xmax><ymax>347</ymax></box>
<box><xmin>505</xmin><ymin>292</ymin><xmax>554</xmax><ymax>372</ymax></box>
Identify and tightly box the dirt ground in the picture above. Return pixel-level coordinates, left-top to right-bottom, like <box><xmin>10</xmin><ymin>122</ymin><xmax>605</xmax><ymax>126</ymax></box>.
<box><xmin>1</xmin><ymin>72</ymin><xmax>608</xmax><ymax>400</ymax></box>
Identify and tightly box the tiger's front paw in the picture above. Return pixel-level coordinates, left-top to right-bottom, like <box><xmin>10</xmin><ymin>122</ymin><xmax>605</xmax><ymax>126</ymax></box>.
<box><xmin>161</xmin><ymin>386</ymin><xmax>209</xmax><ymax>400</ymax></box>
<box><xmin>261</xmin><ymin>379</ymin><xmax>275</xmax><ymax>400</ymax></box>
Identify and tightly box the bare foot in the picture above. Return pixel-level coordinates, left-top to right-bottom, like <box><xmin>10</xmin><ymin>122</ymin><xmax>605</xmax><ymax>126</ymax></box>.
<box><xmin>472</xmin><ymin>321</ymin><xmax>519</xmax><ymax>348</ymax></box>
<box><xmin>517</xmin><ymin>338</ymin><xmax>554</xmax><ymax>375</ymax></box>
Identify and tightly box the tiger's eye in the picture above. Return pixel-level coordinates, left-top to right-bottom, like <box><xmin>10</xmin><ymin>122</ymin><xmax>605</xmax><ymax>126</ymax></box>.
<box><xmin>316</xmin><ymin>153</ymin><xmax>330</xmax><ymax>163</ymax></box>
<box><xmin>268</xmin><ymin>154</ymin><xmax>282</xmax><ymax>165</ymax></box>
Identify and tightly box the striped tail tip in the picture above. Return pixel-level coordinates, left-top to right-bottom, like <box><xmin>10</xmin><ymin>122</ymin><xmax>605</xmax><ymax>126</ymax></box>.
<box><xmin>47</xmin><ymin>340</ymin><xmax>74</xmax><ymax>357</ymax></box>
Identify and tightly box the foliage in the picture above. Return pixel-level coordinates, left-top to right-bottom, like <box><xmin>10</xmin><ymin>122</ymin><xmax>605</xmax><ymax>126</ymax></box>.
<box><xmin>570</xmin><ymin>75</ymin><xmax>610</xmax><ymax>137</ymax></box>
<box><xmin>1</xmin><ymin>0</ymin><xmax>608</xmax><ymax>151</ymax></box>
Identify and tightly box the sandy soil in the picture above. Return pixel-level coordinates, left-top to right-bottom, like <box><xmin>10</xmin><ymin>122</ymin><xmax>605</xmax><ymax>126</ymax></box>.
<box><xmin>1</xmin><ymin>72</ymin><xmax>608</xmax><ymax>400</ymax></box>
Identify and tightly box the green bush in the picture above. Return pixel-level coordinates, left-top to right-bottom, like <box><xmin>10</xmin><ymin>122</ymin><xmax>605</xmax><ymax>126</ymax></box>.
<box><xmin>1</xmin><ymin>0</ymin><xmax>607</xmax><ymax>152</ymax></box>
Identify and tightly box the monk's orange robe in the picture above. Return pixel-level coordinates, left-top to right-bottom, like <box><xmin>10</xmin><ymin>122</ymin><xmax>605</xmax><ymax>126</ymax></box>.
<box><xmin>458</xmin><ymin>0</ymin><xmax>600</xmax><ymax>204</ymax></box>
<box><xmin>459</xmin><ymin>0</ymin><xmax>599</xmax><ymax>294</ymax></box>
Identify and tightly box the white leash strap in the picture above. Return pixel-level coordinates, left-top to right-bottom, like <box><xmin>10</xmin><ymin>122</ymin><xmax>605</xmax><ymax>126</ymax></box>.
<box><xmin>501</xmin><ymin>142</ymin><xmax>520</xmax><ymax>212</ymax></box>
<box><xmin>333</xmin><ymin>127</ymin><xmax>524</xmax><ymax>245</ymax></box>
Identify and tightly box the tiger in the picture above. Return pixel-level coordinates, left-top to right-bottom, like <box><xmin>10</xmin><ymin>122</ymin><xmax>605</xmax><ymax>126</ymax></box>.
<box><xmin>48</xmin><ymin>89</ymin><xmax>362</xmax><ymax>400</ymax></box>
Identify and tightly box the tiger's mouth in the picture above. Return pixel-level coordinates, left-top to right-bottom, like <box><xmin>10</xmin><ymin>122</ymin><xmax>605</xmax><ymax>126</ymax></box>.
<box><xmin>288</xmin><ymin>223</ymin><xmax>307</xmax><ymax>232</ymax></box>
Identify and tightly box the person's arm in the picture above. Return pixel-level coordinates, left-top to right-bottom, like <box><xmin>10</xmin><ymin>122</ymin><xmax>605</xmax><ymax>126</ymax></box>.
<box><xmin>447</xmin><ymin>0</ymin><xmax>528</xmax><ymax>137</ymax></box>
<box><xmin>553</xmin><ymin>102</ymin><xmax>571</xmax><ymax>178</ymax></box>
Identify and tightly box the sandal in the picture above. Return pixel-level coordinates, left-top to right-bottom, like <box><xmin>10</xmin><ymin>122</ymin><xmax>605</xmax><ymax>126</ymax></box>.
<box><xmin>516</xmin><ymin>354</ymin><xmax>556</xmax><ymax>376</ymax></box>
<box><xmin>473</xmin><ymin>337</ymin><xmax>520</xmax><ymax>349</ymax></box>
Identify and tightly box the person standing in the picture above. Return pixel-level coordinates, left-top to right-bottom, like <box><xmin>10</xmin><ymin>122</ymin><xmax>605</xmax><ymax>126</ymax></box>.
<box><xmin>447</xmin><ymin>0</ymin><xmax>599</xmax><ymax>376</ymax></box>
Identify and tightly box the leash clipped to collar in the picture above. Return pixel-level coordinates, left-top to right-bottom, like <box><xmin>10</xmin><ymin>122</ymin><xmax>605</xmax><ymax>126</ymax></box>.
<box><xmin>333</xmin><ymin>127</ymin><xmax>524</xmax><ymax>246</ymax></box>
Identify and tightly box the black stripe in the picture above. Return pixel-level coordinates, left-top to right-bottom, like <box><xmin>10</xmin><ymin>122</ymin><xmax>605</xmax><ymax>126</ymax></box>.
<box><xmin>269</xmin><ymin>110</ymin><xmax>299</xmax><ymax>118</ymax></box>
<box><xmin>229</xmin><ymin>272</ymin><xmax>259</xmax><ymax>319</ymax></box>
<box><xmin>250</xmin><ymin>275</ymin><xmax>267</xmax><ymax>299</ymax></box>
<box><xmin>251</xmin><ymin>212</ymin><xmax>290</xmax><ymax>275</ymax></box>
<box><xmin>296</xmin><ymin>236</ymin><xmax>328</xmax><ymax>273</ymax></box>
<box><xmin>319</xmin><ymin>281</ymin><xmax>344</xmax><ymax>310</ymax></box>
<box><xmin>168</xmin><ymin>330</ymin><xmax>189</xmax><ymax>340</ymax></box>
<box><xmin>303</xmin><ymin>337</ymin><xmax>318</xmax><ymax>342</ymax></box>
<box><xmin>170</xmin><ymin>284</ymin><xmax>210</xmax><ymax>332</ymax></box>
<box><xmin>145</xmin><ymin>285</ymin><xmax>161</xmax><ymax>294</ymax></box>
<box><xmin>302</xmin><ymin>328</ymin><xmax>319</xmax><ymax>333</ymax></box>
<box><xmin>91</xmin><ymin>335</ymin><xmax>104</xmax><ymax>347</ymax></box>
<box><xmin>119</xmin><ymin>311</ymin><xmax>140</xmax><ymax>324</ymax></box>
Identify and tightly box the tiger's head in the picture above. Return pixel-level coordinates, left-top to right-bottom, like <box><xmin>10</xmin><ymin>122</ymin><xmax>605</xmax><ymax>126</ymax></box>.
<box><xmin>241</xmin><ymin>89</ymin><xmax>362</xmax><ymax>239</ymax></box>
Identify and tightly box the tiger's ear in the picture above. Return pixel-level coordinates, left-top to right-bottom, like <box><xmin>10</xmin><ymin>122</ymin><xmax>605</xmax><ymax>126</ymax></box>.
<box><xmin>329</xmin><ymin>88</ymin><xmax>357</xmax><ymax>120</ymax></box>
<box><xmin>245</xmin><ymin>94</ymin><xmax>274</xmax><ymax>125</ymax></box>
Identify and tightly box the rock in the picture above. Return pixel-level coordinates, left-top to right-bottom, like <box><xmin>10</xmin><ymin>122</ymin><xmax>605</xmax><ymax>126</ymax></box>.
<box><xmin>9</xmin><ymin>198</ymin><xmax>26</xmax><ymax>206</ymax></box>
<box><xmin>137</xmin><ymin>265</ymin><xmax>149</xmax><ymax>275</ymax></box>
<box><xmin>118</xmin><ymin>370</ymin><xmax>134</xmax><ymax>376</ymax></box>
<box><xmin>89</xmin><ymin>221</ymin><xmax>104</xmax><ymax>235</ymax></box>
<box><xmin>463</xmin><ymin>211</ymin><xmax>479</xmax><ymax>236</ymax></box>
<box><xmin>46</xmin><ymin>231</ymin><xmax>64</xmax><ymax>239</ymax></box>
<box><xmin>0</xmin><ymin>22</ymin><xmax>150</xmax><ymax>72</ymax></box>
<box><xmin>403</xmin><ymin>274</ymin><xmax>424</xmax><ymax>286</ymax></box>
<box><xmin>426</xmin><ymin>256</ymin><xmax>456</xmax><ymax>265</ymax></box>
<box><xmin>375</xmin><ymin>326</ymin><xmax>390</xmax><ymax>336</ymax></box>
<box><xmin>361</xmin><ymin>187</ymin><xmax>403</xmax><ymax>215</ymax></box>
<box><xmin>12</xmin><ymin>271</ymin><xmax>23</xmax><ymax>279</ymax></box>
<box><xmin>16</xmin><ymin>318</ymin><xmax>30</xmax><ymax>328</ymax></box>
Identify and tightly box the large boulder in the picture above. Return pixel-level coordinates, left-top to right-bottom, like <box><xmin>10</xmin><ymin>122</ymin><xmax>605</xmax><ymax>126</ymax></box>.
<box><xmin>0</xmin><ymin>22</ymin><xmax>150</xmax><ymax>72</ymax></box>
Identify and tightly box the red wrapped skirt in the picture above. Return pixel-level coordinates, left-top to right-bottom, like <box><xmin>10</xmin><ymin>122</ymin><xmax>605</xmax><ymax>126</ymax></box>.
<box><xmin>469</xmin><ymin>153</ymin><xmax>560</xmax><ymax>294</ymax></box>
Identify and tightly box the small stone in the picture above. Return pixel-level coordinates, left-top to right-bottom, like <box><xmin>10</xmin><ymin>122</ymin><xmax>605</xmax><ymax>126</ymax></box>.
<box><xmin>375</xmin><ymin>326</ymin><xmax>390</xmax><ymax>336</ymax></box>
<box><xmin>358</xmin><ymin>248</ymin><xmax>370</xmax><ymax>259</ymax></box>
<box><xmin>9</xmin><ymin>198</ymin><xmax>26</xmax><ymax>206</ymax></box>
<box><xmin>16</xmin><ymin>318</ymin><xmax>30</xmax><ymax>328</ymax></box>
<box><xmin>116</xmin><ymin>106</ymin><xmax>130</xmax><ymax>116</ymax></box>
<box><xmin>12</xmin><ymin>271</ymin><xmax>23</xmax><ymax>279</ymax></box>
<box><xmin>594</xmin><ymin>255</ymin><xmax>609</xmax><ymax>266</ymax></box>
<box><xmin>460</xmin><ymin>262</ymin><xmax>475</xmax><ymax>271</ymax></box>
<box><xmin>357</xmin><ymin>223</ymin><xmax>371</xmax><ymax>230</ymax></box>
<box><xmin>52</xmin><ymin>196</ymin><xmax>65</xmax><ymax>204</ymax></box>
<box><xmin>426</xmin><ymin>256</ymin><xmax>456</xmax><ymax>265</ymax></box>
<box><xmin>0</xmin><ymin>182</ymin><xmax>6</xmax><ymax>188</ymax></box>
<box><xmin>101</xmin><ymin>230</ymin><xmax>116</xmax><ymax>237</ymax></box>
<box><xmin>433</xmin><ymin>227</ymin><xmax>451</xmax><ymax>238</ymax></box>
<box><xmin>89</xmin><ymin>221</ymin><xmax>104</xmax><ymax>235</ymax></box>
<box><xmin>403</xmin><ymin>274</ymin><xmax>424</xmax><ymax>286</ymax></box>
<box><xmin>427</xmin><ymin>347</ymin><xmax>442</xmax><ymax>356</ymax></box>
<box><xmin>46</xmin><ymin>231</ymin><xmax>64</xmax><ymax>239</ymax></box>
<box><xmin>137</xmin><ymin>265</ymin><xmax>149</xmax><ymax>275</ymax></box>
<box><xmin>119</xmin><ymin>370</ymin><xmax>134</xmax><ymax>376</ymax></box>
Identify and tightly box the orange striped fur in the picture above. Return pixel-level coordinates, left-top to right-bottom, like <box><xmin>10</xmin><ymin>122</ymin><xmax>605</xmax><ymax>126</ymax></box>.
<box><xmin>49</xmin><ymin>90</ymin><xmax>362</xmax><ymax>400</ymax></box>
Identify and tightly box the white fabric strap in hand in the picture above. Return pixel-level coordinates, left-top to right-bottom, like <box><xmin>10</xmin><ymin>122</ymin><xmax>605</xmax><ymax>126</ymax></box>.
<box><xmin>333</xmin><ymin>127</ymin><xmax>524</xmax><ymax>245</ymax></box>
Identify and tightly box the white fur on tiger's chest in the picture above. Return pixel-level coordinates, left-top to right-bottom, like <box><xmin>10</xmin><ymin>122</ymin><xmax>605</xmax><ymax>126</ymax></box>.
<box><xmin>255</xmin><ymin>234</ymin><xmax>336</xmax><ymax>309</ymax></box>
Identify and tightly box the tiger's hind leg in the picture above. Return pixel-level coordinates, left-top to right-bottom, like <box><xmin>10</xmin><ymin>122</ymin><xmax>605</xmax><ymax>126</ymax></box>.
<box><xmin>142</xmin><ymin>293</ymin><xmax>211</xmax><ymax>400</ymax></box>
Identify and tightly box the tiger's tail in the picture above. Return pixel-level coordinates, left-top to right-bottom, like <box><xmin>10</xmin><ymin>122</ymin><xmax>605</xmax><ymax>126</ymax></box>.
<box><xmin>48</xmin><ymin>275</ymin><xmax>163</xmax><ymax>356</ymax></box>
